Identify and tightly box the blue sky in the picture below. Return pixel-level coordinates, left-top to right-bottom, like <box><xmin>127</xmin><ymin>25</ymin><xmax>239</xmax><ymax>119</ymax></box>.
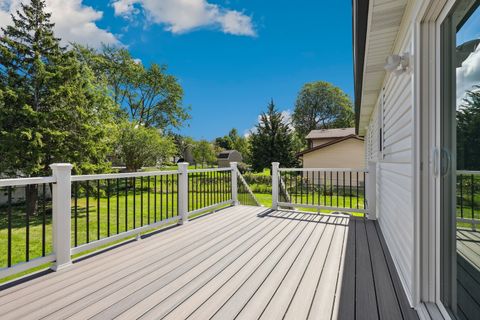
<box><xmin>1</xmin><ymin>0</ymin><xmax>354</xmax><ymax>140</ymax></box>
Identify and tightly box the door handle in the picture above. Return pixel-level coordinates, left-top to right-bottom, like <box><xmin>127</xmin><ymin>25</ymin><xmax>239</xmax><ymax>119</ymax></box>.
<box><xmin>440</xmin><ymin>148</ymin><xmax>451</xmax><ymax>177</ymax></box>
<box><xmin>433</xmin><ymin>148</ymin><xmax>440</xmax><ymax>177</ymax></box>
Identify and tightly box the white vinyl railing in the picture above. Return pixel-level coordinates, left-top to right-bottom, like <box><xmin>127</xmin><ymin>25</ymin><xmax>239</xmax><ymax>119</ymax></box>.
<box><xmin>271</xmin><ymin>162</ymin><xmax>377</xmax><ymax>217</ymax></box>
<box><xmin>0</xmin><ymin>162</ymin><xmax>252</xmax><ymax>279</ymax></box>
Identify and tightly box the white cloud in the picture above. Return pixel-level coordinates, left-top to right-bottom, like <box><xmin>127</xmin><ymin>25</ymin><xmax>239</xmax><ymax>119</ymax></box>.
<box><xmin>0</xmin><ymin>0</ymin><xmax>120</xmax><ymax>48</ymax></box>
<box><xmin>112</xmin><ymin>0</ymin><xmax>256</xmax><ymax>36</ymax></box>
<box><xmin>457</xmin><ymin>44</ymin><xmax>480</xmax><ymax>106</ymax></box>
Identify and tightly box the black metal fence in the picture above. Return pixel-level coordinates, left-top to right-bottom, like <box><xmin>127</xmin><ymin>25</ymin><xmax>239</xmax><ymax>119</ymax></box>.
<box><xmin>277</xmin><ymin>169</ymin><xmax>367</xmax><ymax>213</ymax></box>
<box><xmin>71</xmin><ymin>173</ymin><xmax>179</xmax><ymax>248</ymax></box>
<box><xmin>0</xmin><ymin>181</ymin><xmax>54</xmax><ymax>269</ymax></box>
<box><xmin>187</xmin><ymin>169</ymin><xmax>233</xmax><ymax>213</ymax></box>
<box><xmin>457</xmin><ymin>171</ymin><xmax>480</xmax><ymax>229</ymax></box>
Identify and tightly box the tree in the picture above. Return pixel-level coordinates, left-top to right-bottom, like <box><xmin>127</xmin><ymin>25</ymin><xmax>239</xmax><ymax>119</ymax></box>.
<box><xmin>457</xmin><ymin>86</ymin><xmax>480</xmax><ymax>170</ymax></box>
<box><xmin>249</xmin><ymin>100</ymin><xmax>298</xmax><ymax>172</ymax></box>
<box><xmin>116</xmin><ymin>123</ymin><xmax>177</xmax><ymax>172</ymax></box>
<box><xmin>74</xmin><ymin>45</ymin><xmax>189</xmax><ymax>131</ymax></box>
<box><xmin>214</xmin><ymin>128</ymin><xmax>249</xmax><ymax>158</ymax></box>
<box><xmin>0</xmin><ymin>0</ymin><xmax>117</xmax><ymax>214</ymax></box>
<box><xmin>292</xmin><ymin>81</ymin><xmax>354</xmax><ymax>139</ymax></box>
<box><xmin>192</xmin><ymin>140</ymin><xmax>217</xmax><ymax>168</ymax></box>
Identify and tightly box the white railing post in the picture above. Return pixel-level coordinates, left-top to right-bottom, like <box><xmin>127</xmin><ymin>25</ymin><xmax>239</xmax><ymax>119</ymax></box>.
<box><xmin>272</xmin><ymin>162</ymin><xmax>280</xmax><ymax>210</ymax></box>
<box><xmin>178</xmin><ymin>162</ymin><xmax>189</xmax><ymax>225</ymax></box>
<box><xmin>366</xmin><ymin>161</ymin><xmax>377</xmax><ymax>220</ymax></box>
<box><xmin>50</xmin><ymin>163</ymin><xmax>73</xmax><ymax>271</ymax></box>
<box><xmin>230</xmin><ymin>162</ymin><xmax>239</xmax><ymax>205</ymax></box>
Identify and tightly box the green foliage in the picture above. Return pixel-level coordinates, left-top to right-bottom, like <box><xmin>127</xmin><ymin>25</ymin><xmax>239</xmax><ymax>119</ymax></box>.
<box><xmin>0</xmin><ymin>0</ymin><xmax>116</xmax><ymax>176</ymax></box>
<box><xmin>192</xmin><ymin>140</ymin><xmax>216</xmax><ymax>167</ymax></box>
<box><xmin>457</xmin><ymin>86</ymin><xmax>480</xmax><ymax>170</ymax></box>
<box><xmin>73</xmin><ymin>45</ymin><xmax>189</xmax><ymax>131</ymax></box>
<box><xmin>214</xmin><ymin>128</ymin><xmax>249</xmax><ymax>159</ymax></box>
<box><xmin>249</xmin><ymin>100</ymin><xmax>298</xmax><ymax>172</ymax></box>
<box><xmin>116</xmin><ymin>123</ymin><xmax>177</xmax><ymax>172</ymax></box>
<box><xmin>292</xmin><ymin>81</ymin><xmax>354</xmax><ymax>139</ymax></box>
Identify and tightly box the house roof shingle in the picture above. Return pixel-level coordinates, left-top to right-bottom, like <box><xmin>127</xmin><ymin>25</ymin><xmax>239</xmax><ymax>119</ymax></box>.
<box><xmin>305</xmin><ymin>128</ymin><xmax>356</xmax><ymax>140</ymax></box>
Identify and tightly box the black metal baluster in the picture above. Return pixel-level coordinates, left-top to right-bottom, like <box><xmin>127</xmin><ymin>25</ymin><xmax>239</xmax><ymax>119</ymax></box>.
<box><xmin>460</xmin><ymin>174</ymin><xmax>464</xmax><ymax>219</ymax></box>
<box><xmin>25</xmin><ymin>187</ymin><xmax>30</xmax><ymax>262</ymax></box>
<box><xmin>160</xmin><ymin>175</ymin><xmax>163</xmax><ymax>221</ymax></box>
<box><xmin>196</xmin><ymin>172</ymin><xmax>200</xmax><ymax>210</ymax></box>
<box><xmin>356</xmin><ymin>172</ymin><xmax>359</xmax><ymax>209</ymax></box>
<box><xmin>316</xmin><ymin>171</ymin><xmax>320</xmax><ymax>206</ymax></box>
<box><xmin>148</xmin><ymin>176</ymin><xmax>151</xmax><ymax>225</ymax></box>
<box><xmin>324</xmin><ymin>171</ymin><xmax>327</xmax><ymax>206</ymax></box>
<box><xmin>472</xmin><ymin>174</ymin><xmax>475</xmax><ymax>225</ymax></box>
<box><xmin>350</xmin><ymin>172</ymin><xmax>352</xmax><ymax>208</ymax></box>
<box><xmin>116</xmin><ymin>179</ymin><xmax>119</xmax><ymax>234</ymax></box>
<box><xmin>107</xmin><ymin>179</ymin><xmax>110</xmax><ymax>238</ymax></box>
<box><xmin>97</xmin><ymin>180</ymin><xmax>100</xmax><ymax>240</ymax></box>
<box><xmin>165</xmin><ymin>175</ymin><xmax>169</xmax><ymax>219</ymax></box>
<box><xmin>140</xmin><ymin>177</ymin><xmax>144</xmax><ymax>227</ymax></box>
<box><xmin>343</xmin><ymin>172</ymin><xmax>346</xmax><ymax>208</ymax></box>
<box><xmin>154</xmin><ymin>176</ymin><xmax>157</xmax><ymax>222</ymax></box>
<box><xmin>125</xmin><ymin>178</ymin><xmax>128</xmax><ymax>231</ymax></box>
<box><xmin>86</xmin><ymin>181</ymin><xmax>90</xmax><ymax>243</ymax></box>
<box><xmin>7</xmin><ymin>186</ymin><xmax>12</xmax><ymax>267</ymax></box>
<box><xmin>363</xmin><ymin>172</ymin><xmax>367</xmax><ymax>209</ymax></box>
<box><xmin>42</xmin><ymin>184</ymin><xmax>46</xmax><ymax>256</ymax></box>
<box><xmin>133</xmin><ymin>177</ymin><xmax>136</xmax><ymax>228</ymax></box>
<box><xmin>306</xmin><ymin>171</ymin><xmax>309</xmax><ymax>205</ymax></box>
<box><xmin>336</xmin><ymin>171</ymin><xmax>339</xmax><ymax>207</ymax></box>
<box><xmin>74</xmin><ymin>182</ymin><xmax>78</xmax><ymax>247</ymax></box>
<box><xmin>330</xmin><ymin>172</ymin><xmax>333</xmax><ymax>207</ymax></box>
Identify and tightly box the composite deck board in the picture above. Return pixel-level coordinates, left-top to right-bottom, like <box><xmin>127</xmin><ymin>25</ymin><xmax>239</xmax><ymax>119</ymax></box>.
<box><xmin>0</xmin><ymin>206</ymin><xmax>417</xmax><ymax>320</ymax></box>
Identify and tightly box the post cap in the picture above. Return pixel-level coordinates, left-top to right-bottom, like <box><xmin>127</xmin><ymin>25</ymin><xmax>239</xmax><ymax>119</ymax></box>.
<box><xmin>49</xmin><ymin>163</ymin><xmax>73</xmax><ymax>170</ymax></box>
<box><xmin>177</xmin><ymin>162</ymin><xmax>189</xmax><ymax>170</ymax></box>
<box><xmin>272</xmin><ymin>162</ymin><xmax>280</xmax><ymax>167</ymax></box>
<box><xmin>230</xmin><ymin>162</ymin><xmax>238</xmax><ymax>167</ymax></box>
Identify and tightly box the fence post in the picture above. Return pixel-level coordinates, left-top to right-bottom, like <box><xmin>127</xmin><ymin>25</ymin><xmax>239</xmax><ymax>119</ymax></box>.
<box><xmin>230</xmin><ymin>162</ymin><xmax>239</xmax><ymax>205</ymax></box>
<box><xmin>366</xmin><ymin>161</ymin><xmax>377</xmax><ymax>220</ymax></box>
<box><xmin>272</xmin><ymin>162</ymin><xmax>280</xmax><ymax>210</ymax></box>
<box><xmin>177</xmin><ymin>162</ymin><xmax>189</xmax><ymax>225</ymax></box>
<box><xmin>50</xmin><ymin>163</ymin><xmax>73</xmax><ymax>271</ymax></box>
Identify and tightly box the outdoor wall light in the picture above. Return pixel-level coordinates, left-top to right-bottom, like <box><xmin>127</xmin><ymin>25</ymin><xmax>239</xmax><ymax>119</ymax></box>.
<box><xmin>384</xmin><ymin>53</ymin><xmax>410</xmax><ymax>75</ymax></box>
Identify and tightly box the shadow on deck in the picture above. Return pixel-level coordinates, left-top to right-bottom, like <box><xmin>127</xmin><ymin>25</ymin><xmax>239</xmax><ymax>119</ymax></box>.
<box><xmin>0</xmin><ymin>205</ymin><xmax>418</xmax><ymax>319</ymax></box>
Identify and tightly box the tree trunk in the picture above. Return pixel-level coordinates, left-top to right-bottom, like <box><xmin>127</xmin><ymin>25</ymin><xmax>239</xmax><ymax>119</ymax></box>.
<box><xmin>26</xmin><ymin>184</ymin><xmax>38</xmax><ymax>216</ymax></box>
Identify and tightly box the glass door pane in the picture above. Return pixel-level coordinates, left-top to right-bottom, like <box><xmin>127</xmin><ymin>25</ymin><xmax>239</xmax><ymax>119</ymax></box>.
<box><xmin>441</xmin><ymin>1</ymin><xmax>480</xmax><ymax>319</ymax></box>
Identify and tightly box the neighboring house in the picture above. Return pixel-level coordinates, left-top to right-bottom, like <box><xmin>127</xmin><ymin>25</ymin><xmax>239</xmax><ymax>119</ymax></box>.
<box><xmin>298</xmin><ymin>128</ymin><xmax>365</xmax><ymax>170</ymax></box>
<box><xmin>217</xmin><ymin>150</ymin><xmax>243</xmax><ymax>168</ymax></box>
<box><xmin>354</xmin><ymin>0</ymin><xmax>480</xmax><ymax>319</ymax></box>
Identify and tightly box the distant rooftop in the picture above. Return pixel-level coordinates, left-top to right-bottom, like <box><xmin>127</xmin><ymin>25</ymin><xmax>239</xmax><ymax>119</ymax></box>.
<box><xmin>305</xmin><ymin>128</ymin><xmax>356</xmax><ymax>140</ymax></box>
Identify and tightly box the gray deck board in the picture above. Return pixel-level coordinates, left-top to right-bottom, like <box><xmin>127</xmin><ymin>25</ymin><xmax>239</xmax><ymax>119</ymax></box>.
<box><xmin>0</xmin><ymin>206</ymin><xmax>418</xmax><ymax>320</ymax></box>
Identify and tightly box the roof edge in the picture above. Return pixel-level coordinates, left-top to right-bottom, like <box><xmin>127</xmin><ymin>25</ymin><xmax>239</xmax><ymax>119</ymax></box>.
<box><xmin>296</xmin><ymin>135</ymin><xmax>365</xmax><ymax>157</ymax></box>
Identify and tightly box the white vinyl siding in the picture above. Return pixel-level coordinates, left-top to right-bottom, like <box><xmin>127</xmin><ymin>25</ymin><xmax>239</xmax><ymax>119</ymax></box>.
<box><xmin>365</xmin><ymin>27</ymin><xmax>415</xmax><ymax>302</ymax></box>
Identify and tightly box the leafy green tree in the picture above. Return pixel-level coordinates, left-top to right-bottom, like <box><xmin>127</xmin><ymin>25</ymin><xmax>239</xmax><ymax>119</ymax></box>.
<box><xmin>214</xmin><ymin>128</ymin><xmax>249</xmax><ymax>158</ymax></box>
<box><xmin>250</xmin><ymin>100</ymin><xmax>298</xmax><ymax>173</ymax></box>
<box><xmin>73</xmin><ymin>45</ymin><xmax>189</xmax><ymax>131</ymax></box>
<box><xmin>292</xmin><ymin>81</ymin><xmax>354</xmax><ymax>139</ymax></box>
<box><xmin>192</xmin><ymin>140</ymin><xmax>217</xmax><ymax>168</ymax></box>
<box><xmin>0</xmin><ymin>0</ymin><xmax>117</xmax><ymax>214</ymax></box>
<box><xmin>116</xmin><ymin>123</ymin><xmax>177</xmax><ymax>172</ymax></box>
<box><xmin>457</xmin><ymin>86</ymin><xmax>480</xmax><ymax>170</ymax></box>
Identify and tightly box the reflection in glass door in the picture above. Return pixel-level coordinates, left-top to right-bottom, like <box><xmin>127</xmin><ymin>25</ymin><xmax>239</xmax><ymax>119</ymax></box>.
<box><xmin>441</xmin><ymin>1</ymin><xmax>480</xmax><ymax>319</ymax></box>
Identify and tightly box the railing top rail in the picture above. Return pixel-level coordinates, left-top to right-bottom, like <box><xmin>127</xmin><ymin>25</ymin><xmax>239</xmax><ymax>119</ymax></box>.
<box><xmin>188</xmin><ymin>167</ymin><xmax>232</xmax><ymax>173</ymax></box>
<box><xmin>278</xmin><ymin>167</ymin><xmax>368</xmax><ymax>173</ymax></box>
<box><xmin>457</xmin><ymin>170</ymin><xmax>480</xmax><ymax>175</ymax></box>
<box><xmin>71</xmin><ymin>170</ymin><xmax>180</xmax><ymax>182</ymax></box>
<box><xmin>0</xmin><ymin>176</ymin><xmax>56</xmax><ymax>187</ymax></box>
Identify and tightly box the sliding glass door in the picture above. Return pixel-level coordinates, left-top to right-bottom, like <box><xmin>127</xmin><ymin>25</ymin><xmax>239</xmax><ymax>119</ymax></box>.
<box><xmin>441</xmin><ymin>1</ymin><xmax>480</xmax><ymax>318</ymax></box>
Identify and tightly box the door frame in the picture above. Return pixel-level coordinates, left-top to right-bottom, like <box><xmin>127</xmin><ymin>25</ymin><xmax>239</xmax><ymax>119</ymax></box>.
<box><xmin>415</xmin><ymin>0</ymin><xmax>457</xmax><ymax>318</ymax></box>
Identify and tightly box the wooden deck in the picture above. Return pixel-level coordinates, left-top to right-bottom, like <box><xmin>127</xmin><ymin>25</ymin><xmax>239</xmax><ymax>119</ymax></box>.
<box><xmin>457</xmin><ymin>229</ymin><xmax>480</xmax><ymax>319</ymax></box>
<box><xmin>0</xmin><ymin>205</ymin><xmax>418</xmax><ymax>320</ymax></box>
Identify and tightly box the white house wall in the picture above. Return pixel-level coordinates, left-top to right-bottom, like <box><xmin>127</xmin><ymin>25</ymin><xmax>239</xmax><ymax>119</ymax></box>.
<box><xmin>365</xmin><ymin>25</ymin><xmax>415</xmax><ymax>304</ymax></box>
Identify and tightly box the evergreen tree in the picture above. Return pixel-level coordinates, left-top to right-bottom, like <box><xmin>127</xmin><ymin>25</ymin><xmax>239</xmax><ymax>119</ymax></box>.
<box><xmin>0</xmin><ymin>0</ymin><xmax>117</xmax><ymax>213</ymax></box>
<box><xmin>250</xmin><ymin>100</ymin><xmax>298</xmax><ymax>173</ymax></box>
